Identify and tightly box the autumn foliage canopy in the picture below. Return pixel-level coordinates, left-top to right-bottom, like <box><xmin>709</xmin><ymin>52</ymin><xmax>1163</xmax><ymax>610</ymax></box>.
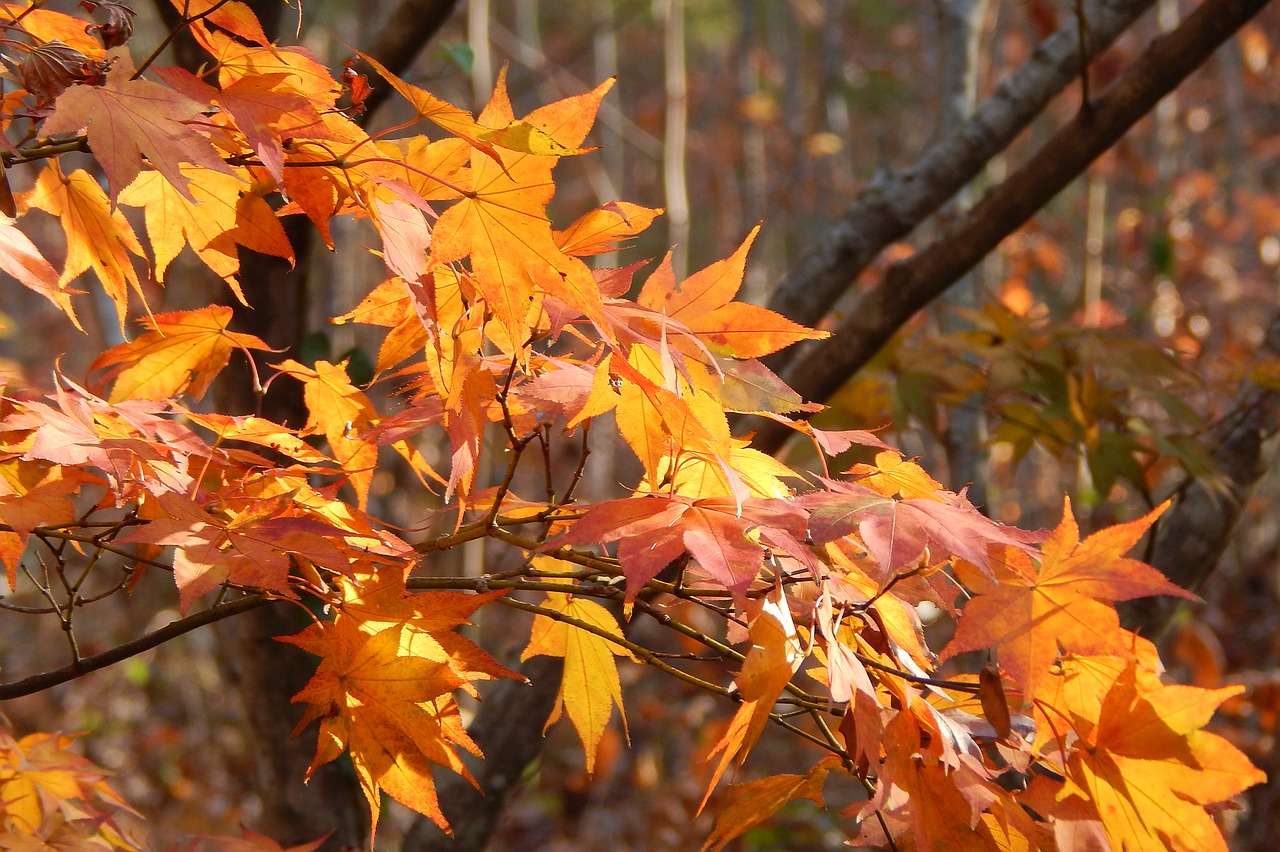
<box><xmin>0</xmin><ymin>1</ymin><xmax>1266</xmax><ymax>849</ymax></box>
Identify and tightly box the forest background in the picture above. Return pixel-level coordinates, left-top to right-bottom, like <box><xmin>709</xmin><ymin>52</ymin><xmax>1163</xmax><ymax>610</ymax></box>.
<box><xmin>1</xmin><ymin>0</ymin><xmax>1279</xmax><ymax>849</ymax></box>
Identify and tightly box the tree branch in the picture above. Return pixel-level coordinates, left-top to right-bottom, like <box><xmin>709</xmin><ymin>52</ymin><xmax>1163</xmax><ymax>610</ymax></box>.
<box><xmin>1123</xmin><ymin>311</ymin><xmax>1280</xmax><ymax>639</ymax></box>
<box><xmin>0</xmin><ymin>595</ymin><xmax>267</xmax><ymax>700</ymax></box>
<box><xmin>753</xmin><ymin>0</ymin><xmax>1273</xmax><ymax>454</ymax></box>
<box><xmin>764</xmin><ymin>0</ymin><xmax>1157</xmax><ymax>341</ymax></box>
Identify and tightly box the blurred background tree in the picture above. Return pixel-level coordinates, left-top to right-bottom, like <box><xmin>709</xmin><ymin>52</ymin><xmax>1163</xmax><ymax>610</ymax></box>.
<box><xmin>2</xmin><ymin>0</ymin><xmax>1278</xmax><ymax>848</ymax></box>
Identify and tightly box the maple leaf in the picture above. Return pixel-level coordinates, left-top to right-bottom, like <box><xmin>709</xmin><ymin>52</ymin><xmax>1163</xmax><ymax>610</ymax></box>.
<box><xmin>426</xmin><ymin>69</ymin><xmax>613</xmax><ymax>343</ymax></box>
<box><xmin>521</xmin><ymin>569</ymin><xmax>633</xmax><ymax>773</ymax></box>
<box><xmin>0</xmin><ymin>726</ymin><xmax>137</xmax><ymax>841</ymax></box>
<box><xmin>335</xmin><ymin>567</ymin><xmax>518</xmax><ymax>688</ymax></box>
<box><xmin>3</xmin><ymin>6</ymin><xmax>106</xmax><ymax>57</ymax></box>
<box><xmin>331</xmin><ymin>276</ymin><xmax>431</xmax><ymax>373</ymax></box>
<box><xmin>0</xmin><ymin>463</ymin><xmax>84</xmax><ymax>588</ymax></box>
<box><xmin>801</xmin><ymin>481</ymin><xmax>1040</xmax><ymax>586</ymax></box>
<box><xmin>714</xmin><ymin>356</ymin><xmax>824</xmax><ymax>416</ymax></box>
<box><xmin>701</xmin><ymin>758</ymin><xmax>833</xmax><ymax>852</ymax></box>
<box><xmin>21</xmin><ymin>163</ymin><xmax>146</xmax><ymax>324</ymax></box>
<box><xmin>554</xmin><ymin>201</ymin><xmax>663</xmax><ymax>257</ymax></box>
<box><xmin>90</xmin><ymin>305</ymin><xmax>271</xmax><ymax>402</ymax></box>
<box><xmin>274</xmin><ymin>358</ymin><xmax>377</xmax><ymax>500</ymax></box>
<box><xmin>1056</xmin><ymin>664</ymin><xmax>1265</xmax><ymax>852</ymax></box>
<box><xmin>940</xmin><ymin>499</ymin><xmax>1195</xmax><ymax>701</ymax></box>
<box><xmin>701</xmin><ymin>602</ymin><xmax>805</xmax><ymax>809</ymax></box>
<box><xmin>637</xmin><ymin>226</ymin><xmax>827</xmax><ymax>358</ymax></box>
<box><xmin>41</xmin><ymin>54</ymin><xmax>233</xmax><ymax>201</ymax></box>
<box><xmin>177</xmin><ymin>0</ymin><xmax>272</xmax><ymax>48</ymax></box>
<box><xmin>611</xmin><ymin>342</ymin><xmax>732</xmax><ymax>489</ymax></box>
<box><xmin>117</xmin><ymin>167</ymin><xmax>293</xmax><ymax>301</ymax></box>
<box><xmin>182</xmin><ymin>411</ymin><xmax>329</xmax><ymax>463</ymax></box>
<box><xmin>848</xmin><ymin>451</ymin><xmax>944</xmax><ymax>500</ymax></box>
<box><xmin>282</xmin><ymin>618</ymin><xmax>474</xmax><ymax>841</ymax></box>
<box><xmin>121</xmin><ymin>490</ymin><xmax>356</xmax><ymax>610</ymax></box>
<box><xmin>0</xmin><ymin>213</ymin><xmax>81</xmax><ymax>330</ymax></box>
<box><xmin>157</xmin><ymin>67</ymin><xmax>328</xmax><ymax>186</ymax></box>
<box><xmin>558</xmin><ymin>495</ymin><xmax>764</xmax><ymax>597</ymax></box>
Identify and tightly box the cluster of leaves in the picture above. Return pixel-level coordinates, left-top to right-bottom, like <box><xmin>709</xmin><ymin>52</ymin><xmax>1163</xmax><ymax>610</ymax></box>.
<box><xmin>0</xmin><ymin>1</ymin><xmax>1265</xmax><ymax>849</ymax></box>
<box><xmin>841</xmin><ymin>299</ymin><xmax>1220</xmax><ymax>506</ymax></box>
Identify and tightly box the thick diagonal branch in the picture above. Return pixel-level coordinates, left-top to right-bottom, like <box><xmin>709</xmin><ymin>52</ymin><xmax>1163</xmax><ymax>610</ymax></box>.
<box><xmin>764</xmin><ymin>0</ymin><xmax>1156</xmax><ymax>338</ymax></box>
<box><xmin>753</xmin><ymin>0</ymin><xmax>1273</xmax><ymax>455</ymax></box>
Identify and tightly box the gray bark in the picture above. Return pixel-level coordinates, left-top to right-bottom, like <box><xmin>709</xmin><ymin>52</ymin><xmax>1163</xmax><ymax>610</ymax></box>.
<box><xmin>1123</xmin><ymin>313</ymin><xmax>1280</xmax><ymax>639</ymax></box>
<box><xmin>753</xmin><ymin>0</ymin><xmax>1275</xmax><ymax>454</ymax></box>
<box><xmin>934</xmin><ymin>0</ymin><xmax>991</xmax><ymax>508</ymax></box>
<box><xmin>402</xmin><ymin>656</ymin><xmax>565</xmax><ymax>851</ymax></box>
<box><xmin>765</xmin><ymin>0</ymin><xmax>1157</xmax><ymax>345</ymax></box>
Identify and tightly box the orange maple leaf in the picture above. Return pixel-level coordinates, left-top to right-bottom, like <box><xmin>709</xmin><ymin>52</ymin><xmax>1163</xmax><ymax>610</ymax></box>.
<box><xmin>1058</xmin><ymin>664</ymin><xmax>1266</xmax><ymax>852</ymax></box>
<box><xmin>554</xmin><ymin>201</ymin><xmax>663</xmax><ymax>257</ymax></box>
<box><xmin>282</xmin><ymin>618</ymin><xmax>474</xmax><ymax>841</ymax></box>
<box><xmin>282</xmin><ymin>568</ymin><xmax>514</xmax><ymax>842</ymax></box>
<box><xmin>0</xmin><ymin>726</ymin><xmax>138</xmax><ymax>840</ymax></box>
<box><xmin>426</xmin><ymin>69</ymin><xmax>612</xmax><ymax>343</ymax></box>
<box><xmin>940</xmin><ymin>498</ymin><xmax>1195</xmax><ymax>702</ymax></box>
<box><xmin>637</xmin><ymin>226</ymin><xmax>827</xmax><ymax>358</ymax></box>
<box><xmin>21</xmin><ymin>164</ymin><xmax>146</xmax><ymax>325</ymax></box>
<box><xmin>90</xmin><ymin>305</ymin><xmax>271</xmax><ymax>402</ymax></box>
<box><xmin>701</xmin><ymin>758</ymin><xmax>833</xmax><ymax>852</ymax></box>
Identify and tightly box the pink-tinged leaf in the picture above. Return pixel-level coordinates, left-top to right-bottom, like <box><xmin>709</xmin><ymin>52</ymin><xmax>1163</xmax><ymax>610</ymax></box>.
<box><xmin>801</xmin><ymin>485</ymin><xmax>1042</xmax><ymax>583</ymax></box>
<box><xmin>715</xmin><ymin>357</ymin><xmax>822</xmax><ymax>416</ymax></box>
<box><xmin>595</xmin><ymin>259</ymin><xmax>650</xmax><ymax>298</ymax></box>
<box><xmin>678</xmin><ymin>501</ymin><xmax>763</xmax><ymax>595</ymax></box>
<box><xmin>42</xmin><ymin>55</ymin><xmax>233</xmax><ymax>201</ymax></box>
<box><xmin>809</xmin><ymin>426</ymin><xmax>894</xmax><ymax>456</ymax></box>
<box><xmin>157</xmin><ymin>67</ymin><xmax>329</xmax><ymax>186</ymax></box>
<box><xmin>0</xmin><ymin>215</ymin><xmax>82</xmax><ymax>330</ymax></box>
<box><xmin>556</xmin><ymin>496</ymin><xmax>687</xmax><ymax>548</ymax></box>
<box><xmin>371</xmin><ymin>197</ymin><xmax>431</xmax><ymax>281</ymax></box>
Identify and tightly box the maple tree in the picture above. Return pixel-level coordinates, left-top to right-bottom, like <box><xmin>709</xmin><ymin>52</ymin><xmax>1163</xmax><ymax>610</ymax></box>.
<box><xmin>0</xmin><ymin>1</ymin><xmax>1269</xmax><ymax>849</ymax></box>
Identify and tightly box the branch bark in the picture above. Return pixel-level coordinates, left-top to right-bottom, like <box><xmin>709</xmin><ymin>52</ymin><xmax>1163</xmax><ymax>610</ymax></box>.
<box><xmin>1122</xmin><ymin>312</ymin><xmax>1280</xmax><ymax>639</ymax></box>
<box><xmin>402</xmin><ymin>655</ymin><xmax>565</xmax><ymax>851</ymax></box>
<box><xmin>764</xmin><ymin>0</ymin><xmax>1157</xmax><ymax>339</ymax></box>
<box><xmin>753</xmin><ymin>0</ymin><xmax>1274</xmax><ymax>455</ymax></box>
<box><xmin>0</xmin><ymin>595</ymin><xmax>267</xmax><ymax>701</ymax></box>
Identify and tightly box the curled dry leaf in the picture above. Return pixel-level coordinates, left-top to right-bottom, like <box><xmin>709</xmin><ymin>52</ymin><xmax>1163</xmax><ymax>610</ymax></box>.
<box><xmin>81</xmin><ymin>0</ymin><xmax>137</xmax><ymax>49</ymax></box>
<box><xmin>16</xmin><ymin>40</ymin><xmax>102</xmax><ymax>106</ymax></box>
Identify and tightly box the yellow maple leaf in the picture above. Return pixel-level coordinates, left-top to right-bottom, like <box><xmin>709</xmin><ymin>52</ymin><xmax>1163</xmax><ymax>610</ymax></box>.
<box><xmin>520</xmin><ymin>567</ymin><xmax>632</xmax><ymax>774</ymax></box>
<box><xmin>21</xmin><ymin>164</ymin><xmax>146</xmax><ymax>326</ymax></box>
<box><xmin>117</xmin><ymin>166</ymin><xmax>293</xmax><ymax>303</ymax></box>
<box><xmin>274</xmin><ymin>359</ymin><xmax>380</xmax><ymax>508</ymax></box>
<box><xmin>1059</xmin><ymin>664</ymin><xmax>1266</xmax><ymax>852</ymax></box>
<box><xmin>90</xmin><ymin>305</ymin><xmax>271</xmax><ymax>402</ymax></box>
<box><xmin>847</xmin><ymin>451</ymin><xmax>945</xmax><ymax>501</ymax></box>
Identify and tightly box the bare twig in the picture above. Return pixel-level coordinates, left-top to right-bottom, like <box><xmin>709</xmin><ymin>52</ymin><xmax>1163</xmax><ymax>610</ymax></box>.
<box><xmin>0</xmin><ymin>595</ymin><xmax>268</xmax><ymax>700</ymax></box>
